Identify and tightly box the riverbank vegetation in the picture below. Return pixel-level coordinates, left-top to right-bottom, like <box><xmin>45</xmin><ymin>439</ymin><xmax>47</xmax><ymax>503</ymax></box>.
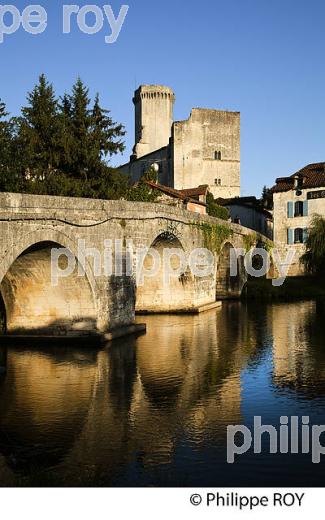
<box><xmin>245</xmin><ymin>216</ymin><xmax>325</xmax><ymax>302</ymax></box>
<box><xmin>244</xmin><ymin>276</ymin><xmax>325</xmax><ymax>302</ymax></box>
<box><xmin>301</xmin><ymin>215</ymin><xmax>325</xmax><ymax>275</ymax></box>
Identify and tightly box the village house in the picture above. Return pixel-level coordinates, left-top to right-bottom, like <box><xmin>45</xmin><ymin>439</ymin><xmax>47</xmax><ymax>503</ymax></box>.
<box><xmin>271</xmin><ymin>162</ymin><xmax>325</xmax><ymax>275</ymax></box>
<box><xmin>216</xmin><ymin>196</ymin><xmax>273</xmax><ymax>239</ymax></box>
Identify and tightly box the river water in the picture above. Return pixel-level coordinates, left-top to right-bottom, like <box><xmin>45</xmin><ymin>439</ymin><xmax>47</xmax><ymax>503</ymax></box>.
<box><xmin>0</xmin><ymin>300</ymin><xmax>325</xmax><ymax>487</ymax></box>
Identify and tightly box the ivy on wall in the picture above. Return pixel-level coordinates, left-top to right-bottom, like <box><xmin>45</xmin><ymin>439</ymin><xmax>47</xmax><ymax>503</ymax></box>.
<box><xmin>192</xmin><ymin>222</ymin><xmax>233</xmax><ymax>254</ymax></box>
<box><xmin>243</xmin><ymin>232</ymin><xmax>273</xmax><ymax>253</ymax></box>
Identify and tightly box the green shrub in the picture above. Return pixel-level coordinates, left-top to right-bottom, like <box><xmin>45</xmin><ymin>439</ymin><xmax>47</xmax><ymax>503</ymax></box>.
<box><xmin>206</xmin><ymin>192</ymin><xmax>229</xmax><ymax>220</ymax></box>
<box><xmin>301</xmin><ymin>215</ymin><xmax>325</xmax><ymax>274</ymax></box>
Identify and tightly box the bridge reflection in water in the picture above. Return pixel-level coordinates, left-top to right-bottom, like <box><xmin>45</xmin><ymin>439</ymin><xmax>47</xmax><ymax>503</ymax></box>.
<box><xmin>1</xmin><ymin>301</ymin><xmax>325</xmax><ymax>486</ymax></box>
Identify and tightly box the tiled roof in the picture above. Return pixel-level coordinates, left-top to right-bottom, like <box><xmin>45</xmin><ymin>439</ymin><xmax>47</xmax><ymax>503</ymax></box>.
<box><xmin>216</xmin><ymin>196</ymin><xmax>257</xmax><ymax>205</ymax></box>
<box><xmin>178</xmin><ymin>185</ymin><xmax>209</xmax><ymax>197</ymax></box>
<box><xmin>272</xmin><ymin>162</ymin><xmax>325</xmax><ymax>193</ymax></box>
<box><xmin>144</xmin><ymin>181</ymin><xmax>206</xmax><ymax>206</ymax></box>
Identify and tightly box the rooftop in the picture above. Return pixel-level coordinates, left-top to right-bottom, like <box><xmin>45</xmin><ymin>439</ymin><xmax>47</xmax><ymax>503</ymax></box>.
<box><xmin>272</xmin><ymin>162</ymin><xmax>325</xmax><ymax>193</ymax></box>
<box><xmin>216</xmin><ymin>196</ymin><xmax>273</xmax><ymax>218</ymax></box>
<box><xmin>178</xmin><ymin>185</ymin><xmax>209</xmax><ymax>197</ymax></box>
<box><xmin>144</xmin><ymin>181</ymin><xmax>206</xmax><ymax>206</ymax></box>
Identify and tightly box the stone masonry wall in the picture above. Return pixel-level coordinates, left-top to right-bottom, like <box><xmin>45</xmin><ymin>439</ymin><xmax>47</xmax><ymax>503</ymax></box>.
<box><xmin>172</xmin><ymin>109</ymin><xmax>240</xmax><ymax>198</ymax></box>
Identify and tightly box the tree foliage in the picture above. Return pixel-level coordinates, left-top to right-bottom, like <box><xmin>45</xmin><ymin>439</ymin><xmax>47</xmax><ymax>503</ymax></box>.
<box><xmin>301</xmin><ymin>215</ymin><xmax>325</xmax><ymax>275</ymax></box>
<box><xmin>127</xmin><ymin>167</ymin><xmax>159</xmax><ymax>202</ymax></box>
<box><xmin>0</xmin><ymin>99</ymin><xmax>22</xmax><ymax>191</ymax></box>
<box><xmin>16</xmin><ymin>74</ymin><xmax>61</xmax><ymax>180</ymax></box>
<box><xmin>261</xmin><ymin>185</ymin><xmax>273</xmax><ymax>210</ymax></box>
<box><xmin>0</xmin><ymin>74</ymin><xmax>128</xmax><ymax>199</ymax></box>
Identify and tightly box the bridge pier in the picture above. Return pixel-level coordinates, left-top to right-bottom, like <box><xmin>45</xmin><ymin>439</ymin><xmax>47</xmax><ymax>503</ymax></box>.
<box><xmin>216</xmin><ymin>243</ymin><xmax>247</xmax><ymax>299</ymax></box>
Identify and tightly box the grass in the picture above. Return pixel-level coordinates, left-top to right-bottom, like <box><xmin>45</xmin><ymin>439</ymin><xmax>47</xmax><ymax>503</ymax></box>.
<box><xmin>243</xmin><ymin>276</ymin><xmax>325</xmax><ymax>302</ymax></box>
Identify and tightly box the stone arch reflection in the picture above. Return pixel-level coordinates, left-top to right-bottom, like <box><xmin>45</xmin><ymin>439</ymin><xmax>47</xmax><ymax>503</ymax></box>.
<box><xmin>0</xmin><ymin>345</ymin><xmax>98</xmax><ymax>475</ymax></box>
<box><xmin>0</xmin><ymin>303</ymin><xmax>263</xmax><ymax>485</ymax></box>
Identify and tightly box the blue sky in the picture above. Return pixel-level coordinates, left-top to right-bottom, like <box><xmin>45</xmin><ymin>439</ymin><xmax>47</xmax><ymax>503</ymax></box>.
<box><xmin>1</xmin><ymin>0</ymin><xmax>324</xmax><ymax>196</ymax></box>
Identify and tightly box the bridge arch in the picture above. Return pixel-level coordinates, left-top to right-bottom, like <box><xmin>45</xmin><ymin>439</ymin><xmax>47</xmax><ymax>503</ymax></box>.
<box><xmin>0</xmin><ymin>228</ymin><xmax>99</xmax><ymax>335</ymax></box>
<box><xmin>216</xmin><ymin>241</ymin><xmax>246</xmax><ymax>299</ymax></box>
<box><xmin>136</xmin><ymin>231</ymin><xmax>194</xmax><ymax>312</ymax></box>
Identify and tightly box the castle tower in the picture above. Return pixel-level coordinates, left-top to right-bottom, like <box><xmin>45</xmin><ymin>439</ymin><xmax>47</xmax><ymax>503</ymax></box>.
<box><xmin>132</xmin><ymin>85</ymin><xmax>175</xmax><ymax>160</ymax></box>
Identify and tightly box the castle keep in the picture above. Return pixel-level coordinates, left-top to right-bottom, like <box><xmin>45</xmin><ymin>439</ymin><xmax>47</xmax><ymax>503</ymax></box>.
<box><xmin>119</xmin><ymin>85</ymin><xmax>240</xmax><ymax>199</ymax></box>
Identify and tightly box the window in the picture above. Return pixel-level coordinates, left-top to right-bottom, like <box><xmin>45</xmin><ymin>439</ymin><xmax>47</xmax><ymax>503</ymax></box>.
<box><xmin>294</xmin><ymin>228</ymin><xmax>304</xmax><ymax>244</ymax></box>
<box><xmin>288</xmin><ymin>228</ymin><xmax>308</xmax><ymax>244</ymax></box>
<box><xmin>288</xmin><ymin>200</ymin><xmax>308</xmax><ymax>218</ymax></box>
<box><xmin>215</xmin><ymin>151</ymin><xmax>222</xmax><ymax>160</ymax></box>
<box><xmin>294</xmin><ymin>201</ymin><xmax>303</xmax><ymax>217</ymax></box>
<box><xmin>214</xmin><ymin>178</ymin><xmax>222</xmax><ymax>186</ymax></box>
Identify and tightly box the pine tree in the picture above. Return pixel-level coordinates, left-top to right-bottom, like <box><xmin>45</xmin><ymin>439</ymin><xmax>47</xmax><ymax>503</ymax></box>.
<box><xmin>89</xmin><ymin>93</ymin><xmax>125</xmax><ymax>173</ymax></box>
<box><xmin>1</xmin><ymin>77</ymin><xmax>128</xmax><ymax>198</ymax></box>
<box><xmin>0</xmin><ymin>99</ymin><xmax>9</xmax><ymax>160</ymax></box>
<box><xmin>62</xmin><ymin>80</ymin><xmax>126</xmax><ymax>183</ymax></box>
<box><xmin>0</xmin><ymin>99</ymin><xmax>20</xmax><ymax>191</ymax></box>
<box><xmin>261</xmin><ymin>185</ymin><xmax>273</xmax><ymax>209</ymax></box>
<box><xmin>58</xmin><ymin>93</ymin><xmax>74</xmax><ymax>173</ymax></box>
<box><xmin>67</xmin><ymin>78</ymin><xmax>92</xmax><ymax>180</ymax></box>
<box><xmin>17</xmin><ymin>74</ymin><xmax>61</xmax><ymax>180</ymax></box>
<box><xmin>0</xmin><ymin>99</ymin><xmax>10</xmax><ymax>188</ymax></box>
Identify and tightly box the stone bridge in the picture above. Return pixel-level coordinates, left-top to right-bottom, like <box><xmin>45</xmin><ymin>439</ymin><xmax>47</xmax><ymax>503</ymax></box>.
<box><xmin>0</xmin><ymin>193</ymin><xmax>253</xmax><ymax>337</ymax></box>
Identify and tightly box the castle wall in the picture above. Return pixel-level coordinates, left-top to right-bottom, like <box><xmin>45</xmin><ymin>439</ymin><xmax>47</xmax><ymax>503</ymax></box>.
<box><xmin>119</xmin><ymin>146</ymin><xmax>170</xmax><ymax>185</ymax></box>
<box><xmin>172</xmin><ymin>109</ymin><xmax>240</xmax><ymax>198</ymax></box>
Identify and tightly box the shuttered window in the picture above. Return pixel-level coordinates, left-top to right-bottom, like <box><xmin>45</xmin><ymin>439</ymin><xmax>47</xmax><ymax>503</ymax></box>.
<box><xmin>287</xmin><ymin>202</ymin><xmax>294</xmax><ymax>218</ymax></box>
<box><xmin>287</xmin><ymin>228</ymin><xmax>294</xmax><ymax>244</ymax></box>
<box><xmin>303</xmin><ymin>200</ymin><xmax>309</xmax><ymax>217</ymax></box>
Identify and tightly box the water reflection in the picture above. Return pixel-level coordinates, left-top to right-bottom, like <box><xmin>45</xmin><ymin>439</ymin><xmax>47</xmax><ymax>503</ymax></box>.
<box><xmin>0</xmin><ymin>301</ymin><xmax>325</xmax><ymax>486</ymax></box>
<box><xmin>270</xmin><ymin>301</ymin><xmax>325</xmax><ymax>397</ymax></box>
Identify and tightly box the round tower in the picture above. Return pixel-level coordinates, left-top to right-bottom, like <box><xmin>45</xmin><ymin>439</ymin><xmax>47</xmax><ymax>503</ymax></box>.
<box><xmin>132</xmin><ymin>85</ymin><xmax>175</xmax><ymax>159</ymax></box>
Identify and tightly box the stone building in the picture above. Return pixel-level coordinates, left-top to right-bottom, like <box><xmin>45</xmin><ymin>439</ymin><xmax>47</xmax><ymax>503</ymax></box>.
<box><xmin>217</xmin><ymin>196</ymin><xmax>273</xmax><ymax>239</ymax></box>
<box><xmin>119</xmin><ymin>85</ymin><xmax>240</xmax><ymax>199</ymax></box>
<box><xmin>271</xmin><ymin>162</ymin><xmax>325</xmax><ymax>275</ymax></box>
